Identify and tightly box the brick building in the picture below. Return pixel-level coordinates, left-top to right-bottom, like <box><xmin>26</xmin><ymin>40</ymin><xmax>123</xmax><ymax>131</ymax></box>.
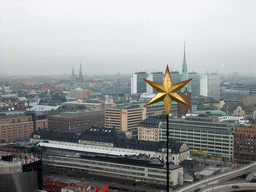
<box><xmin>48</xmin><ymin>110</ymin><xmax>104</xmax><ymax>132</ymax></box>
<box><xmin>234</xmin><ymin>125</ymin><xmax>256</xmax><ymax>162</ymax></box>
<box><xmin>178</xmin><ymin>89</ymin><xmax>192</xmax><ymax>116</ymax></box>
<box><xmin>0</xmin><ymin>114</ymin><xmax>34</xmax><ymax>142</ymax></box>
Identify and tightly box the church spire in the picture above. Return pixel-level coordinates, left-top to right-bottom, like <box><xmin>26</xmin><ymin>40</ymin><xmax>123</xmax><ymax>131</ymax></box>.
<box><xmin>181</xmin><ymin>43</ymin><xmax>191</xmax><ymax>92</ymax></box>
<box><xmin>78</xmin><ymin>61</ymin><xmax>84</xmax><ymax>82</ymax></box>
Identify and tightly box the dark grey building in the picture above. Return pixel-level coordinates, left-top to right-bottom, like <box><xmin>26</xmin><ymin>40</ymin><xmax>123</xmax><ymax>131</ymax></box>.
<box><xmin>131</xmin><ymin>72</ymin><xmax>148</xmax><ymax>94</ymax></box>
<box><xmin>146</xmin><ymin>72</ymin><xmax>164</xmax><ymax>94</ymax></box>
<box><xmin>170</xmin><ymin>71</ymin><xmax>181</xmax><ymax>84</ymax></box>
<box><xmin>188</xmin><ymin>72</ymin><xmax>200</xmax><ymax>97</ymax></box>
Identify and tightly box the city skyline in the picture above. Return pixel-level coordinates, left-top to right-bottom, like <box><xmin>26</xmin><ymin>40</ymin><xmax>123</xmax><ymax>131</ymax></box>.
<box><xmin>1</xmin><ymin>0</ymin><xmax>256</xmax><ymax>76</ymax></box>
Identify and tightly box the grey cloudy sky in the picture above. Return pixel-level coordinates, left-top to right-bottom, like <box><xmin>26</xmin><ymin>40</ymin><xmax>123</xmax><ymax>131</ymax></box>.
<box><xmin>0</xmin><ymin>0</ymin><xmax>256</xmax><ymax>76</ymax></box>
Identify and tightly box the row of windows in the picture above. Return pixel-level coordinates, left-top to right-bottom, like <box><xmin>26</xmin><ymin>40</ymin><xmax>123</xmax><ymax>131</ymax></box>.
<box><xmin>148</xmin><ymin>174</ymin><xmax>166</xmax><ymax>179</ymax></box>
<box><xmin>170</xmin><ymin>132</ymin><xmax>230</xmax><ymax>138</ymax></box>
<box><xmin>169</xmin><ymin>128</ymin><xmax>230</xmax><ymax>135</ymax></box>
<box><xmin>51</xmin><ymin>161</ymin><xmax>145</xmax><ymax>176</ymax></box>
<box><xmin>148</xmin><ymin>169</ymin><xmax>166</xmax><ymax>174</ymax></box>
<box><xmin>48</xmin><ymin>156</ymin><xmax>145</xmax><ymax>171</ymax></box>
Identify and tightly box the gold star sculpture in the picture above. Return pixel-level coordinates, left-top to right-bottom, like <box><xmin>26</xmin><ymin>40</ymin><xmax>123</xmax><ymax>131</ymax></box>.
<box><xmin>144</xmin><ymin>65</ymin><xmax>192</xmax><ymax>115</ymax></box>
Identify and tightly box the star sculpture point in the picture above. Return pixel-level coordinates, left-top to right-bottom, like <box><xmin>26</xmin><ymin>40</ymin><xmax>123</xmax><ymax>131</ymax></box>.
<box><xmin>144</xmin><ymin>65</ymin><xmax>192</xmax><ymax>115</ymax></box>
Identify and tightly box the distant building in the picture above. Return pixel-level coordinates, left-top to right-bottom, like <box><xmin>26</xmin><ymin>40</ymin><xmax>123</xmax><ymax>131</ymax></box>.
<box><xmin>63</xmin><ymin>100</ymin><xmax>103</xmax><ymax>110</ymax></box>
<box><xmin>170</xmin><ymin>71</ymin><xmax>181</xmax><ymax>84</ymax></box>
<box><xmin>48</xmin><ymin>110</ymin><xmax>104</xmax><ymax>132</ymax></box>
<box><xmin>146</xmin><ymin>72</ymin><xmax>164</xmax><ymax>94</ymax></box>
<box><xmin>15</xmin><ymin>101</ymin><xmax>26</xmax><ymax>111</ymax></box>
<box><xmin>145</xmin><ymin>103</ymin><xmax>166</xmax><ymax>117</ymax></box>
<box><xmin>131</xmin><ymin>72</ymin><xmax>148</xmax><ymax>94</ymax></box>
<box><xmin>105</xmin><ymin>103</ymin><xmax>146</xmax><ymax>137</ymax></box>
<box><xmin>69</xmin><ymin>88</ymin><xmax>91</xmax><ymax>100</ymax></box>
<box><xmin>200</xmin><ymin>73</ymin><xmax>221</xmax><ymax>101</ymax></box>
<box><xmin>139</xmin><ymin>95</ymin><xmax>177</xmax><ymax>116</ymax></box>
<box><xmin>188</xmin><ymin>72</ymin><xmax>200</xmax><ymax>97</ymax></box>
<box><xmin>224</xmin><ymin>102</ymin><xmax>256</xmax><ymax>121</ymax></box>
<box><xmin>243</xmin><ymin>95</ymin><xmax>256</xmax><ymax>106</ymax></box>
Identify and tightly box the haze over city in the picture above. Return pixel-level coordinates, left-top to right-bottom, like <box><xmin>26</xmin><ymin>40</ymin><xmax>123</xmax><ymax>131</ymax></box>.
<box><xmin>1</xmin><ymin>0</ymin><xmax>255</xmax><ymax>76</ymax></box>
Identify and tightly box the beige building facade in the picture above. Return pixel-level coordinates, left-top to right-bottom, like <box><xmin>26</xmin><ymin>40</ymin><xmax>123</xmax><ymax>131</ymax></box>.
<box><xmin>138</xmin><ymin>118</ymin><xmax>162</xmax><ymax>142</ymax></box>
<box><xmin>105</xmin><ymin>104</ymin><xmax>146</xmax><ymax>136</ymax></box>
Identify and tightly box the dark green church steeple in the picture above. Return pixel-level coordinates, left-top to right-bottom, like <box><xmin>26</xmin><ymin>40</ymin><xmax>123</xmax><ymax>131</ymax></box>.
<box><xmin>181</xmin><ymin>43</ymin><xmax>191</xmax><ymax>92</ymax></box>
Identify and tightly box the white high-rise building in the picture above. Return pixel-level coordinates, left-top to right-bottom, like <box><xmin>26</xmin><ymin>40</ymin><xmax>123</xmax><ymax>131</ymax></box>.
<box><xmin>131</xmin><ymin>72</ymin><xmax>148</xmax><ymax>94</ymax></box>
<box><xmin>200</xmin><ymin>73</ymin><xmax>221</xmax><ymax>101</ymax></box>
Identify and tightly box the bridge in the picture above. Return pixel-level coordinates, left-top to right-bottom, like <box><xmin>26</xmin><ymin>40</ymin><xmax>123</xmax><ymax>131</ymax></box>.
<box><xmin>177</xmin><ymin>162</ymin><xmax>256</xmax><ymax>192</ymax></box>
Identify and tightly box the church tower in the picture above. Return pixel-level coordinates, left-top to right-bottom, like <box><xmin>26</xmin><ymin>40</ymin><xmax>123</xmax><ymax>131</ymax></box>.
<box><xmin>78</xmin><ymin>61</ymin><xmax>84</xmax><ymax>82</ymax></box>
<box><xmin>181</xmin><ymin>43</ymin><xmax>191</xmax><ymax>92</ymax></box>
<box><xmin>178</xmin><ymin>43</ymin><xmax>192</xmax><ymax>116</ymax></box>
<box><xmin>70</xmin><ymin>67</ymin><xmax>77</xmax><ymax>81</ymax></box>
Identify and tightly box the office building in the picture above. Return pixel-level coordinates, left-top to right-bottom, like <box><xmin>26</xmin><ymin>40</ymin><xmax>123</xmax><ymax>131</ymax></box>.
<box><xmin>146</xmin><ymin>72</ymin><xmax>164</xmax><ymax>94</ymax></box>
<box><xmin>200</xmin><ymin>73</ymin><xmax>221</xmax><ymax>101</ymax></box>
<box><xmin>131</xmin><ymin>72</ymin><xmax>148</xmax><ymax>94</ymax></box>
<box><xmin>160</xmin><ymin>116</ymin><xmax>236</xmax><ymax>161</ymax></box>
<box><xmin>145</xmin><ymin>103</ymin><xmax>166</xmax><ymax>117</ymax></box>
<box><xmin>170</xmin><ymin>71</ymin><xmax>181</xmax><ymax>85</ymax></box>
<box><xmin>0</xmin><ymin>114</ymin><xmax>34</xmax><ymax>143</ymax></box>
<box><xmin>48</xmin><ymin>110</ymin><xmax>104</xmax><ymax>132</ymax></box>
<box><xmin>104</xmin><ymin>103</ymin><xmax>146</xmax><ymax>137</ymax></box>
<box><xmin>188</xmin><ymin>72</ymin><xmax>200</xmax><ymax>97</ymax></box>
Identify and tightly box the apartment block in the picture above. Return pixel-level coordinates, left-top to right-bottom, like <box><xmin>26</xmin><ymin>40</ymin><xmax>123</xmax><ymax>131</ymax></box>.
<box><xmin>200</xmin><ymin>73</ymin><xmax>221</xmax><ymax>101</ymax></box>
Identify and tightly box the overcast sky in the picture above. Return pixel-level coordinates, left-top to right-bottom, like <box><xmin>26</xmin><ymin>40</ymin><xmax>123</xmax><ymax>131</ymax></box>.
<box><xmin>0</xmin><ymin>0</ymin><xmax>255</xmax><ymax>76</ymax></box>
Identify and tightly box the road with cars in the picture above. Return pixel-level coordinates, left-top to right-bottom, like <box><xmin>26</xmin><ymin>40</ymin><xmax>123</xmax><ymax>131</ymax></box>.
<box><xmin>177</xmin><ymin>162</ymin><xmax>256</xmax><ymax>192</ymax></box>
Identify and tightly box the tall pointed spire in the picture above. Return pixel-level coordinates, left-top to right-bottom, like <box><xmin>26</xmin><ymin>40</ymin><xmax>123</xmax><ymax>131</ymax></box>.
<box><xmin>78</xmin><ymin>61</ymin><xmax>84</xmax><ymax>82</ymax></box>
<box><xmin>72</xmin><ymin>67</ymin><xmax>75</xmax><ymax>75</ymax></box>
<box><xmin>181</xmin><ymin>43</ymin><xmax>191</xmax><ymax>92</ymax></box>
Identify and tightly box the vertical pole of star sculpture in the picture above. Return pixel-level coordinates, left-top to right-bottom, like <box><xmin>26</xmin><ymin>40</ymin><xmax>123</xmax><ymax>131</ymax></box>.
<box><xmin>143</xmin><ymin>65</ymin><xmax>192</xmax><ymax>192</ymax></box>
<box><xmin>166</xmin><ymin>113</ymin><xmax>169</xmax><ymax>191</ymax></box>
